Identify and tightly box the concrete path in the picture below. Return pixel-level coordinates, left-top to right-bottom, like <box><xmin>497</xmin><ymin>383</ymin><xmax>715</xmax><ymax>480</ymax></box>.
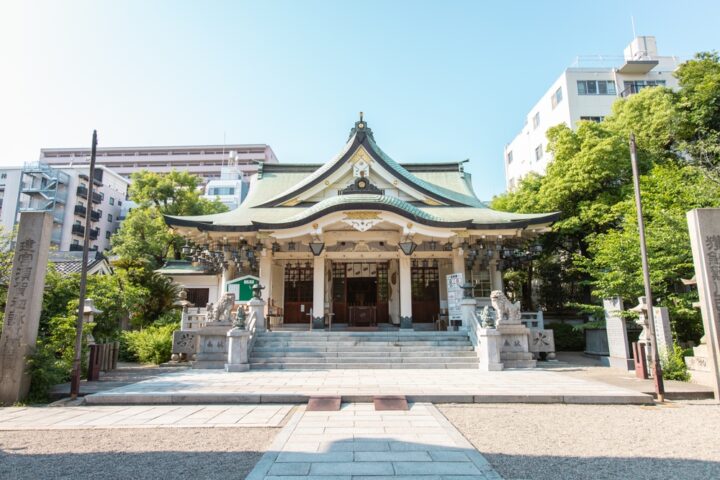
<box><xmin>0</xmin><ymin>404</ymin><xmax>292</xmax><ymax>430</ymax></box>
<box><xmin>248</xmin><ymin>402</ymin><xmax>502</xmax><ymax>480</ymax></box>
<box><xmin>84</xmin><ymin>368</ymin><xmax>652</xmax><ymax>405</ymax></box>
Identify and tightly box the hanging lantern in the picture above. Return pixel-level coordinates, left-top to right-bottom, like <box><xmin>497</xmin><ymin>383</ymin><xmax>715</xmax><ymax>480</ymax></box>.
<box><xmin>443</xmin><ymin>242</ymin><xmax>453</xmax><ymax>251</ymax></box>
<box><xmin>288</xmin><ymin>241</ymin><xmax>296</xmax><ymax>251</ymax></box>
<box><xmin>271</xmin><ymin>241</ymin><xmax>280</xmax><ymax>253</ymax></box>
<box><xmin>429</xmin><ymin>240</ymin><xmax>437</xmax><ymax>251</ymax></box>
<box><xmin>309</xmin><ymin>239</ymin><xmax>325</xmax><ymax>256</ymax></box>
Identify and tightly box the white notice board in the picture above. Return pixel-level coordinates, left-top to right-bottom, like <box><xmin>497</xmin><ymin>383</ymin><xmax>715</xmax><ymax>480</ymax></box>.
<box><xmin>446</xmin><ymin>273</ymin><xmax>465</xmax><ymax>322</ymax></box>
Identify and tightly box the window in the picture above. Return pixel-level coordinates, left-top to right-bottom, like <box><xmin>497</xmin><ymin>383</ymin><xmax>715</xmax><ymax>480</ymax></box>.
<box><xmin>580</xmin><ymin>116</ymin><xmax>604</xmax><ymax>123</ymax></box>
<box><xmin>186</xmin><ymin>288</ymin><xmax>210</xmax><ymax>306</ymax></box>
<box><xmin>118</xmin><ymin>200</ymin><xmax>122</xmax><ymax>206</ymax></box>
<box><xmin>0</xmin><ymin>173</ymin><xmax>6</xmax><ymax>180</ymax></box>
<box><xmin>72</xmin><ymin>239</ymin><xmax>79</xmax><ymax>245</ymax></box>
<box><xmin>109</xmin><ymin>197</ymin><xmax>114</xmax><ymax>205</ymax></box>
<box><xmin>551</xmin><ymin>87</ymin><xmax>563</xmax><ymax>108</ymax></box>
<box><xmin>535</xmin><ymin>144</ymin><xmax>543</xmax><ymax>161</ymax></box>
<box><xmin>209</xmin><ymin>187</ymin><xmax>235</xmax><ymax>196</ymax></box>
<box><xmin>107</xmin><ymin>214</ymin><xmax>113</xmax><ymax>222</ymax></box>
<box><xmin>105</xmin><ymin>230</ymin><xmax>111</xmax><ymax>239</ymax></box>
<box><xmin>506</xmin><ymin>151</ymin><xmax>513</xmax><ymax>165</ymax></box>
<box><xmin>577</xmin><ymin>80</ymin><xmax>616</xmax><ymax>95</ymax></box>
<box><xmin>532</xmin><ymin>112</ymin><xmax>540</xmax><ymax>129</ymax></box>
<box><xmin>623</xmin><ymin>80</ymin><xmax>666</xmax><ymax>95</ymax></box>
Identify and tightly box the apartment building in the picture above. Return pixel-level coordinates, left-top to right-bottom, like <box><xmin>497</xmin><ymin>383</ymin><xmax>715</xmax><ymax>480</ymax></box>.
<box><xmin>504</xmin><ymin>36</ymin><xmax>681</xmax><ymax>190</ymax></box>
<box><xmin>39</xmin><ymin>144</ymin><xmax>278</xmax><ymax>184</ymax></box>
<box><xmin>4</xmin><ymin>163</ymin><xmax>129</xmax><ymax>251</ymax></box>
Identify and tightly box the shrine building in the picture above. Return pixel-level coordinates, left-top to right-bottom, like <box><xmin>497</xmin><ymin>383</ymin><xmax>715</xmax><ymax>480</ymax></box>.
<box><xmin>164</xmin><ymin>116</ymin><xmax>558</xmax><ymax>330</ymax></box>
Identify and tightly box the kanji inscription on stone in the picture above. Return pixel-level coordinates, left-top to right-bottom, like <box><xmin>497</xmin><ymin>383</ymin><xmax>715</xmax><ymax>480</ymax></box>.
<box><xmin>0</xmin><ymin>212</ymin><xmax>54</xmax><ymax>404</ymax></box>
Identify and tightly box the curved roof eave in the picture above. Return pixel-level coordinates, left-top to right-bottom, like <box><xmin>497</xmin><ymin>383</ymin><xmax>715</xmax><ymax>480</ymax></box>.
<box><xmin>165</xmin><ymin>207</ymin><xmax>561</xmax><ymax>233</ymax></box>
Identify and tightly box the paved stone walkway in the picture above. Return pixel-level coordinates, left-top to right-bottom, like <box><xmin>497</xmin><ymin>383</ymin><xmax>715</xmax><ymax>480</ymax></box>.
<box><xmin>248</xmin><ymin>403</ymin><xmax>502</xmax><ymax>480</ymax></box>
<box><xmin>0</xmin><ymin>405</ymin><xmax>292</xmax><ymax>430</ymax></box>
<box><xmin>85</xmin><ymin>368</ymin><xmax>651</xmax><ymax>405</ymax></box>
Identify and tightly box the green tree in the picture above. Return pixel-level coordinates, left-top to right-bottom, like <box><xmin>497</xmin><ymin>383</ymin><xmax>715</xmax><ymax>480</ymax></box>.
<box><xmin>577</xmin><ymin>163</ymin><xmax>720</xmax><ymax>342</ymax></box>
<box><xmin>113</xmin><ymin>170</ymin><xmax>227</xmax><ymax>268</ymax></box>
<box><xmin>675</xmin><ymin>51</ymin><xmax>720</xmax><ymax>184</ymax></box>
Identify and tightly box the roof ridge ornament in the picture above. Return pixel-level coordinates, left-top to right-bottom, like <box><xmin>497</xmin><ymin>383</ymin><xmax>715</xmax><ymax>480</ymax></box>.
<box><xmin>348</xmin><ymin>111</ymin><xmax>374</xmax><ymax>142</ymax></box>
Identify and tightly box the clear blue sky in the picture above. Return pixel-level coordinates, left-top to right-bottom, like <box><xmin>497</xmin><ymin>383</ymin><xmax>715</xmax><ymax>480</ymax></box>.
<box><xmin>2</xmin><ymin>0</ymin><xmax>719</xmax><ymax>198</ymax></box>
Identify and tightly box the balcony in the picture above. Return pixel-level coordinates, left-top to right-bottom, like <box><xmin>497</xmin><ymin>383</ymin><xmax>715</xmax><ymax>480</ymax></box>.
<box><xmin>91</xmin><ymin>192</ymin><xmax>102</xmax><ymax>204</ymax></box>
<box><xmin>90</xmin><ymin>210</ymin><xmax>101</xmax><ymax>222</ymax></box>
<box><xmin>74</xmin><ymin>205</ymin><xmax>87</xmax><ymax>217</ymax></box>
<box><xmin>77</xmin><ymin>185</ymin><xmax>88</xmax><ymax>198</ymax></box>
<box><xmin>89</xmin><ymin>228</ymin><xmax>99</xmax><ymax>240</ymax></box>
<box><xmin>72</xmin><ymin>224</ymin><xmax>85</xmax><ymax>236</ymax></box>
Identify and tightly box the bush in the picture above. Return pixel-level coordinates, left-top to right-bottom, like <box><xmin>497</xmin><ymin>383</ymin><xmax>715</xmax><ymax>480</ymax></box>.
<box><xmin>546</xmin><ymin>322</ymin><xmax>585</xmax><ymax>351</ymax></box>
<box><xmin>27</xmin><ymin>313</ymin><xmax>91</xmax><ymax>402</ymax></box>
<box><xmin>121</xmin><ymin>324</ymin><xmax>175</xmax><ymax>365</ymax></box>
<box><xmin>661</xmin><ymin>343</ymin><xmax>690</xmax><ymax>382</ymax></box>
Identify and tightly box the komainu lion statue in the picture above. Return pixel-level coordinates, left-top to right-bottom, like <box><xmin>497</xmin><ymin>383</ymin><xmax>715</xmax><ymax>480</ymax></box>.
<box><xmin>490</xmin><ymin>290</ymin><xmax>522</xmax><ymax>327</ymax></box>
<box><xmin>208</xmin><ymin>292</ymin><xmax>235</xmax><ymax>323</ymax></box>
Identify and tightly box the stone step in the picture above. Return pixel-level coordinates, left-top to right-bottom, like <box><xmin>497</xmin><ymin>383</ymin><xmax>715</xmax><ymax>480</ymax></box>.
<box><xmin>249</xmin><ymin>362</ymin><xmax>479</xmax><ymax>370</ymax></box>
<box><xmin>251</xmin><ymin>345</ymin><xmax>475</xmax><ymax>353</ymax></box>
<box><xmin>253</xmin><ymin>340</ymin><xmax>472</xmax><ymax>347</ymax></box>
<box><xmin>259</xmin><ymin>330</ymin><xmax>467</xmax><ymax>337</ymax></box>
<box><xmin>250</xmin><ymin>350</ymin><xmax>477</xmax><ymax>358</ymax></box>
<box><xmin>249</xmin><ymin>356</ymin><xmax>478</xmax><ymax>364</ymax></box>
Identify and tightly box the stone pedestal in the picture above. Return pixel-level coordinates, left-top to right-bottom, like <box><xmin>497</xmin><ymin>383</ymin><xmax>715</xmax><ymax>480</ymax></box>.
<box><xmin>248</xmin><ymin>298</ymin><xmax>266</xmax><ymax>332</ymax></box>
<box><xmin>171</xmin><ymin>331</ymin><xmax>197</xmax><ymax>362</ymax></box>
<box><xmin>604</xmin><ymin>297</ymin><xmax>634</xmax><ymax>371</ymax></box>
<box><xmin>497</xmin><ymin>324</ymin><xmax>536</xmax><ymax>368</ymax></box>
<box><xmin>528</xmin><ymin>329</ymin><xmax>556</xmax><ymax>360</ymax></box>
<box><xmin>476</xmin><ymin>328</ymin><xmax>503</xmax><ymax>371</ymax></box>
<box><xmin>0</xmin><ymin>212</ymin><xmax>53</xmax><ymax>405</ymax></box>
<box><xmin>460</xmin><ymin>298</ymin><xmax>476</xmax><ymax>332</ymax></box>
<box><xmin>193</xmin><ymin>322</ymin><xmax>233</xmax><ymax>369</ymax></box>
<box><xmin>225</xmin><ymin>328</ymin><xmax>251</xmax><ymax>372</ymax></box>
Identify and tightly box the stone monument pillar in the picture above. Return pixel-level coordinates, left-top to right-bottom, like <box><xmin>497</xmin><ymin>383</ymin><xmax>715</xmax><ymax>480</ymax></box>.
<box><xmin>0</xmin><ymin>212</ymin><xmax>53</xmax><ymax>404</ymax></box>
<box><xmin>603</xmin><ymin>297</ymin><xmax>633</xmax><ymax>371</ymax></box>
<box><xmin>652</xmin><ymin>306</ymin><xmax>673</xmax><ymax>356</ymax></box>
<box><xmin>687</xmin><ymin>208</ymin><xmax>720</xmax><ymax>401</ymax></box>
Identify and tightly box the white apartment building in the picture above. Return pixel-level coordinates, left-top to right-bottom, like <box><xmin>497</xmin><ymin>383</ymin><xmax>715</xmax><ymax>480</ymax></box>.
<box><xmin>202</xmin><ymin>151</ymin><xmax>252</xmax><ymax>210</ymax></box>
<box><xmin>39</xmin><ymin>144</ymin><xmax>278</xmax><ymax>184</ymax></box>
<box><xmin>504</xmin><ymin>36</ymin><xmax>681</xmax><ymax>190</ymax></box>
<box><xmin>0</xmin><ymin>168</ymin><xmax>23</xmax><ymax>233</ymax></box>
<box><xmin>1</xmin><ymin>163</ymin><xmax>129</xmax><ymax>252</ymax></box>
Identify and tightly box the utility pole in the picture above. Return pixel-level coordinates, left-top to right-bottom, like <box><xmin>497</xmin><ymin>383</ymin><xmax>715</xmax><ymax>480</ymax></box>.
<box><xmin>70</xmin><ymin>130</ymin><xmax>98</xmax><ymax>399</ymax></box>
<box><xmin>629</xmin><ymin>133</ymin><xmax>665</xmax><ymax>402</ymax></box>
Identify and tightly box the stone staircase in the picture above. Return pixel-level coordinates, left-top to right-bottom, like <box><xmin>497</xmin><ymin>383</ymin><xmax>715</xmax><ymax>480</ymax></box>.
<box><xmin>249</xmin><ymin>331</ymin><xmax>479</xmax><ymax>370</ymax></box>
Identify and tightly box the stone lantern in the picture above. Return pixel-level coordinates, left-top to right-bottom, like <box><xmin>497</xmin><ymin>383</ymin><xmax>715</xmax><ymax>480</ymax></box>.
<box><xmin>82</xmin><ymin>298</ymin><xmax>102</xmax><ymax>345</ymax></box>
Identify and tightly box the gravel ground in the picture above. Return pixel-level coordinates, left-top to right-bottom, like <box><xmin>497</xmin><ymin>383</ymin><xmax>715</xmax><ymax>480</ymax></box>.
<box><xmin>0</xmin><ymin>427</ymin><xmax>278</xmax><ymax>480</ymax></box>
<box><xmin>440</xmin><ymin>401</ymin><xmax>720</xmax><ymax>480</ymax></box>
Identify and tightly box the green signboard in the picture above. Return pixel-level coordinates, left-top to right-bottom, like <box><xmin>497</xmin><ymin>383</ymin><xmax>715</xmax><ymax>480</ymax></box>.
<box><xmin>225</xmin><ymin>275</ymin><xmax>260</xmax><ymax>303</ymax></box>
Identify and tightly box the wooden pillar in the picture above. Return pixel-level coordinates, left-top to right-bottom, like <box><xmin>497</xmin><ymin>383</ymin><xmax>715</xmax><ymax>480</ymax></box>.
<box><xmin>399</xmin><ymin>255</ymin><xmax>413</xmax><ymax>329</ymax></box>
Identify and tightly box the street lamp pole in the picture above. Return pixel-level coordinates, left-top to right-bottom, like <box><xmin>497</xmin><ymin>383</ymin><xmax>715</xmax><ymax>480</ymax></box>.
<box><xmin>629</xmin><ymin>133</ymin><xmax>665</xmax><ymax>402</ymax></box>
<box><xmin>70</xmin><ymin>130</ymin><xmax>98</xmax><ymax>399</ymax></box>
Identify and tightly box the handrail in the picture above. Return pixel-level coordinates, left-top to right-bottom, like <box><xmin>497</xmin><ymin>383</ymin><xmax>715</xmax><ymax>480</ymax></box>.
<box><xmin>466</xmin><ymin>311</ymin><xmax>481</xmax><ymax>350</ymax></box>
